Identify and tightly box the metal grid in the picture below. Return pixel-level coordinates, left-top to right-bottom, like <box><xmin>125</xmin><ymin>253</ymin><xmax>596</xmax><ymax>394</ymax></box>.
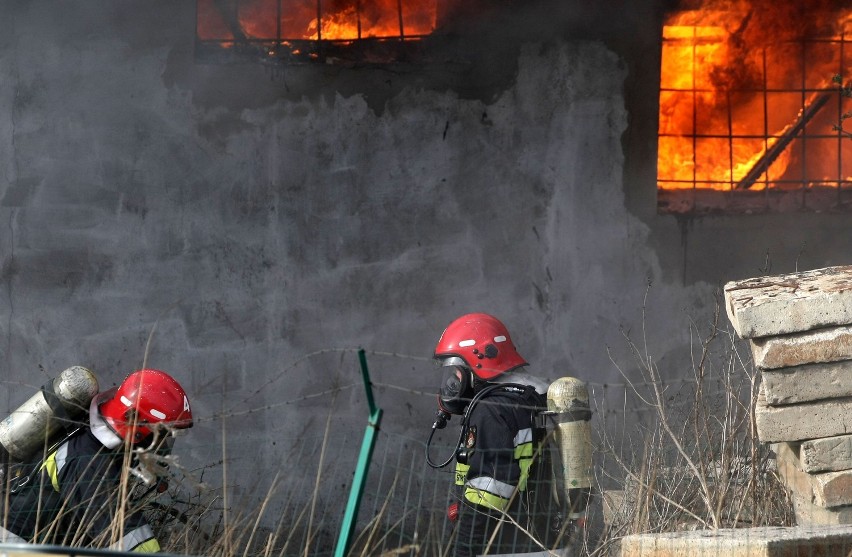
<box><xmin>147</xmin><ymin>426</ymin><xmax>457</xmax><ymax>556</ymax></box>
<box><xmin>152</xmin><ymin>411</ymin><xmax>586</xmax><ymax>556</ymax></box>
<box><xmin>657</xmin><ymin>13</ymin><xmax>852</xmax><ymax>214</ymax></box>
<box><xmin>195</xmin><ymin>0</ymin><xmax>438</xmax><ymax>64</ymax></box>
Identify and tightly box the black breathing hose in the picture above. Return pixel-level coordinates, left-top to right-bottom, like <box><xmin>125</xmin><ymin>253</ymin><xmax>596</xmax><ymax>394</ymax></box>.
<box><xmin>424</xmin><ymin>423</ymin><xmax>460</xmax><ymax>469</ymax></box>
<box><xmin>424</xmin><ymin>383</ymin><xmax>519</xmax><ymax>469</ymax></box>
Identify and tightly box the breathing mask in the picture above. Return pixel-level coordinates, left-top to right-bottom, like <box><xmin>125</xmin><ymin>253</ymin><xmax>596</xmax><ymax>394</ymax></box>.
<box><xmin>432</xmin><ymin>357</ymin><xmax>473</xmax><ymax>430</ymax></box>
<box><xmin>425</xmin><ymin>361</ymin><xmax>528</xmax><ymax>469</ymax></box>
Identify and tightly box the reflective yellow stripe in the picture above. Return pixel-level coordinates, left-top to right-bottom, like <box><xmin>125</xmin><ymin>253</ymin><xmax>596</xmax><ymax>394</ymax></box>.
<box><xmin>133</xmin><ymin>538</ymin><xmax>161</xmax><ymax>553</ymax></box>
<box><xmin>40</xmin><ymin>451</ymin><xmax>61</xmax><ymax>492</ymax></box>
<box><xmin>518</xmin><ymin>457</ymin><xmax>533</xmax><ymax>491</ymax></box>
<box><xmin>514</xmin><ymin>441</ymin><xmax>533</xmax><ymax>459</ymax></box>
<box><xmin>464</xmin><ymin>486</ymin><xmax>510</xmax><ymax>511</ymax></box>
<box><xmin>514</xmin><ymin>440</ymin><xmax>535</xmax><ymax>491</ymax></box>
<box><xmin>112</xmin><ymin>525</ymin><xmax>157</xmax><ymax>552</ymax></box>
<box><xmin>454</xmin><ymin>462</ymin><xmax>470</xmax><ymax>486</ymax></box>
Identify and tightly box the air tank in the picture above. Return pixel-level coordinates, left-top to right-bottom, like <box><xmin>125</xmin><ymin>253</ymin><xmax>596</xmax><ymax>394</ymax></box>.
<box><xmin>0</xmin><ymin>366</ymin><xmax>99</xmax><ymax>463</ymax></box>
<box><xmin>546</xmin><ymin>376</ymin><xmax>593</xmax><ymax>518</ymax></box>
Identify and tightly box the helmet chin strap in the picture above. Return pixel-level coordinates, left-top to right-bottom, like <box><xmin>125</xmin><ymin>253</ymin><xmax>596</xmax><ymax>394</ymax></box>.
<box><xmin>471</xmin><ymin>374</ymin><xmax>490</xmax><ymax>392</ymax></box>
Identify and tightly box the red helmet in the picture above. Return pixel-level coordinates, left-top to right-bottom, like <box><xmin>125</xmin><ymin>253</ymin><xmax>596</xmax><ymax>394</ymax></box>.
<box><xmin>434</xmin><ymin>313</ymin><xmax>528</xmax><ymax>380</ymax></box>
<box><xmin>99</xmin><ymin>369</ymin><xmax>193</xmax><ymax>443</ymax></box>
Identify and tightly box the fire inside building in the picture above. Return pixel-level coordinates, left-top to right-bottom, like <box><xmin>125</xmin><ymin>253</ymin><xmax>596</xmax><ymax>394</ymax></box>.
<box><xmin>657</xmin><ymin>0</ymin><xmax>852</xmax><ymax>214</ymax></box>
<box><xmin>196</xmin><ymin>0</ymin><xmax>440</xmax><ymax>62</ymax></box>
<box><xmin>7</xmin><ymin>0</ymin><xmax>852</xmax><ymax>554</ymax></box>
<box><xmin>196</xmin><ymin>0</ymin><xmax>852</xmax><ymax>214</ymax></box>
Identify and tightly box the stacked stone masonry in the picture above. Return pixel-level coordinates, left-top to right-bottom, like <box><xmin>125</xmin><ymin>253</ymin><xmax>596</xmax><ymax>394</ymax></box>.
<box><xmin>725</xmin><ymin>265</ymin><xmax>852</xmax><ymax>527</ymax></box>
<box><xmin>620</xmin><ymin>525</ymin><xmax>852</xmax><ymax>556</ymax></box>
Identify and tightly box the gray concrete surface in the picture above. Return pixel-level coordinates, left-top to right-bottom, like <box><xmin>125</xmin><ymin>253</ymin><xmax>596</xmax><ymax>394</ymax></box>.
<box><xmin>621</xmin><ymin>525</ymin><xmax>852</xmax><ymax>557</ymax></box>
<box><xmin>725</xmin><ymin>266</ymin><xmax>852</xmax><ymax>339</ymax></box>
<box><xmin>2</xmin><ymin>0</ymin><xmax>852</xmax><ymax>535</ymax></box>
<box><xmin>761</xmin><ymin>360</ymin><xmax>852</xmax><ymax>405</ymax></box>
<box><xmin>791</xmin><ymin>490</ymin><xmax>852</xmax><ymax>527</ymax></box>
<box><xmin>776</xmin><ymin>443</ymin><xmax>852</xmax><ymax>509</ymax></box>
<box><xmin>750</xmin><ymin>325</ymin><xmax>852</xmax><ymax>370</ymax></box>
<box><xmin>755</xmin><ymin>394</ymin><xmax>852</xmax><ymax>443</ymax></box>
<box><xmin>800</xmin><ymin>435</ymin><xmax>852</xmax><ymax>474</ymax></box>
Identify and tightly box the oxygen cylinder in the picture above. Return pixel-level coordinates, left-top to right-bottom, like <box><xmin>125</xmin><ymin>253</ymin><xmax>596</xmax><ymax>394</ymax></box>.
<box><xmin>546</xmin><ymin>376</ymin><xmax>593</xmax><ymax>518</ymax></box>
<box><xmin>0</xmin><ymin>366</ymin><xmax>99</xmax><ymax>463</ymax></box>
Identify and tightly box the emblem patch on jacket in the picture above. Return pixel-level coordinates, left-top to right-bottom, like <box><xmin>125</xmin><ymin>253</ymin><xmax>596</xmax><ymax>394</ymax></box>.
<box><xmin>465</xmin><ymin>426</ymin><xmax>477</xmax><ymax>449</ymax></box>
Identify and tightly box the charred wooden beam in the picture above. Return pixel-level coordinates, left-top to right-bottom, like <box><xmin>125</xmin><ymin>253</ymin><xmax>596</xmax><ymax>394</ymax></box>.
<box><xmin>212</xmin><ymin>0</ymin><xmax>248</xmax><ymax>42</ymax></box>
<box><xmin>736</xmin><ymin>91</ymin><xmax>832</xmax><ymax>190</ymax></box>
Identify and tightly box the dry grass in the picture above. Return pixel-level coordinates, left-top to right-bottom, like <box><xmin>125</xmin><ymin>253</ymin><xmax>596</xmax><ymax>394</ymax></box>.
<box><xmin>2</xmin><ymin>296</ymin><xmax>799</xmax><ymax>556</ymax></box>
<box><xmin>590</xmin><ymin>291</ymin><xmax>794</xmax><ymax>555</ymax></box>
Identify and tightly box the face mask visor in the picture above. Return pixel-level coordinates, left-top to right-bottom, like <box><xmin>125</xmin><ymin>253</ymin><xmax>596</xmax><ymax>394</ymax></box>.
<box><xmin>437</xmin><ymin>357</ymin><xmax>473</xmax><ymax>415</ymax></box>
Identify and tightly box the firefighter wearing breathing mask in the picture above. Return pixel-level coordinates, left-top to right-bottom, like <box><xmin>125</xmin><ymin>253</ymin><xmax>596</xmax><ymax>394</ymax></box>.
<box><xmin>0</xmin><ymin>369</ymin><xmax>193</xmax><ymax>552</ymax></box>
<box><xmin>430</xmin><ymin>313</ymin><xmax>563</xmax><ymax>557</ymax></box>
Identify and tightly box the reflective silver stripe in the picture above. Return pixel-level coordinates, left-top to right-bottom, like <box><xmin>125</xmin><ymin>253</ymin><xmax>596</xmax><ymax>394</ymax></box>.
<box><xmin>467</xmin><ymin>475</ymin><xmax>516</xmax><ymax>499</ymax></box>
<box><xmin>54</xmin><ymin>442</ymin><xmax>69</xmax><ymax>474</ymax></box>
<box><xmin>108</xmin><ymin>524</ymin><xmax>155</xmax><ymax>551</ymax></box>
<box><xmin>513</xmin><ymin>427</ymin><xmax>533</xmax><ymax>446</ymax></box>
<box><xmin>89</xmin><ymin>390</ymin><xmax>124</xmax><ymax>449</ymax></box>
<box><xmin>0</xmin><ymin>525</ymin><xmax>26</xmax><ymax>544</ymax></box>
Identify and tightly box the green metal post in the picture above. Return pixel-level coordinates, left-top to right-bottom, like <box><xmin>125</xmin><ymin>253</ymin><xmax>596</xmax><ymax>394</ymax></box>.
<box><xmin>358</xmin><ymin>349</ymin><xmax>377</xmax><ymax>415</ymax></box>
<box><xmin>334</xmin><ymin>349</ymin><xmax>383</xmax><ymax>557</ymax></box>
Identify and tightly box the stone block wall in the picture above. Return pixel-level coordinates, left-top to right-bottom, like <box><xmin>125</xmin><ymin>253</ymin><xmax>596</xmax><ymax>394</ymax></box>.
<box><xmin>725</xmin><ymin>265</ymin><xmax>852</xmax><ymax>526</ymax></box>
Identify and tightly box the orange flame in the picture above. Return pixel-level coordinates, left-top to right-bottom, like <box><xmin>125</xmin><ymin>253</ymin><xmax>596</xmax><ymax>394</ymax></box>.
<box><xmin>658</xmin><ymin>2</ymin><xmax>852</xmax><ymax>192</ymax></box>
<box><xmin>306</xmin><ymin>0</ymin><xmax>435</xmax><ymax>40</ymax></box>
<box><xmin>197</xmin><ymin>0</ymin><xmax>436</xmax><ymax>43</ymax></box>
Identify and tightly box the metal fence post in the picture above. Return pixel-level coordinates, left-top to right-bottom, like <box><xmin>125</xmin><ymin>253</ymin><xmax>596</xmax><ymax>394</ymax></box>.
<box><xmin>334</xmin><ymin>348</ymin><xmax>383</xmax><ymax>557</ymax></box>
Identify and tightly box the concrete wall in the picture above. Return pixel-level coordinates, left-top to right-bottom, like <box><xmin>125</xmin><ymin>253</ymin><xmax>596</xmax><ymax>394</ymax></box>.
<box><xmin>2</xmin><ymin>0</ymin><xmax>852</xmax><ymax>520</ymax></box>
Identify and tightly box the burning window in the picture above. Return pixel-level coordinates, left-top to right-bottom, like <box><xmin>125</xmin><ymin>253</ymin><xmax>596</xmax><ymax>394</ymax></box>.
<box><xmin>196</xmin><ymin>0</ymin><xmax>438</xmax><ymax>63</ymax></box>
<box><xmin>657</xmin><ymin>0</ymin><xmax>852</xmax><ymax>214</ymax></box>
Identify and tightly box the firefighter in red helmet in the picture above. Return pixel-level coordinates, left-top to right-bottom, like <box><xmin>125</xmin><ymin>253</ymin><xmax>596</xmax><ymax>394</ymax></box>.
<box><xmin>1</xmin><ymin>369</ymin><xmax>193</xmax><ymax>552</ymax></box>
<box><xmin>430</xmin><ymin>313</ymin><xmax>560</xmax><ymax>556</ymax></box>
